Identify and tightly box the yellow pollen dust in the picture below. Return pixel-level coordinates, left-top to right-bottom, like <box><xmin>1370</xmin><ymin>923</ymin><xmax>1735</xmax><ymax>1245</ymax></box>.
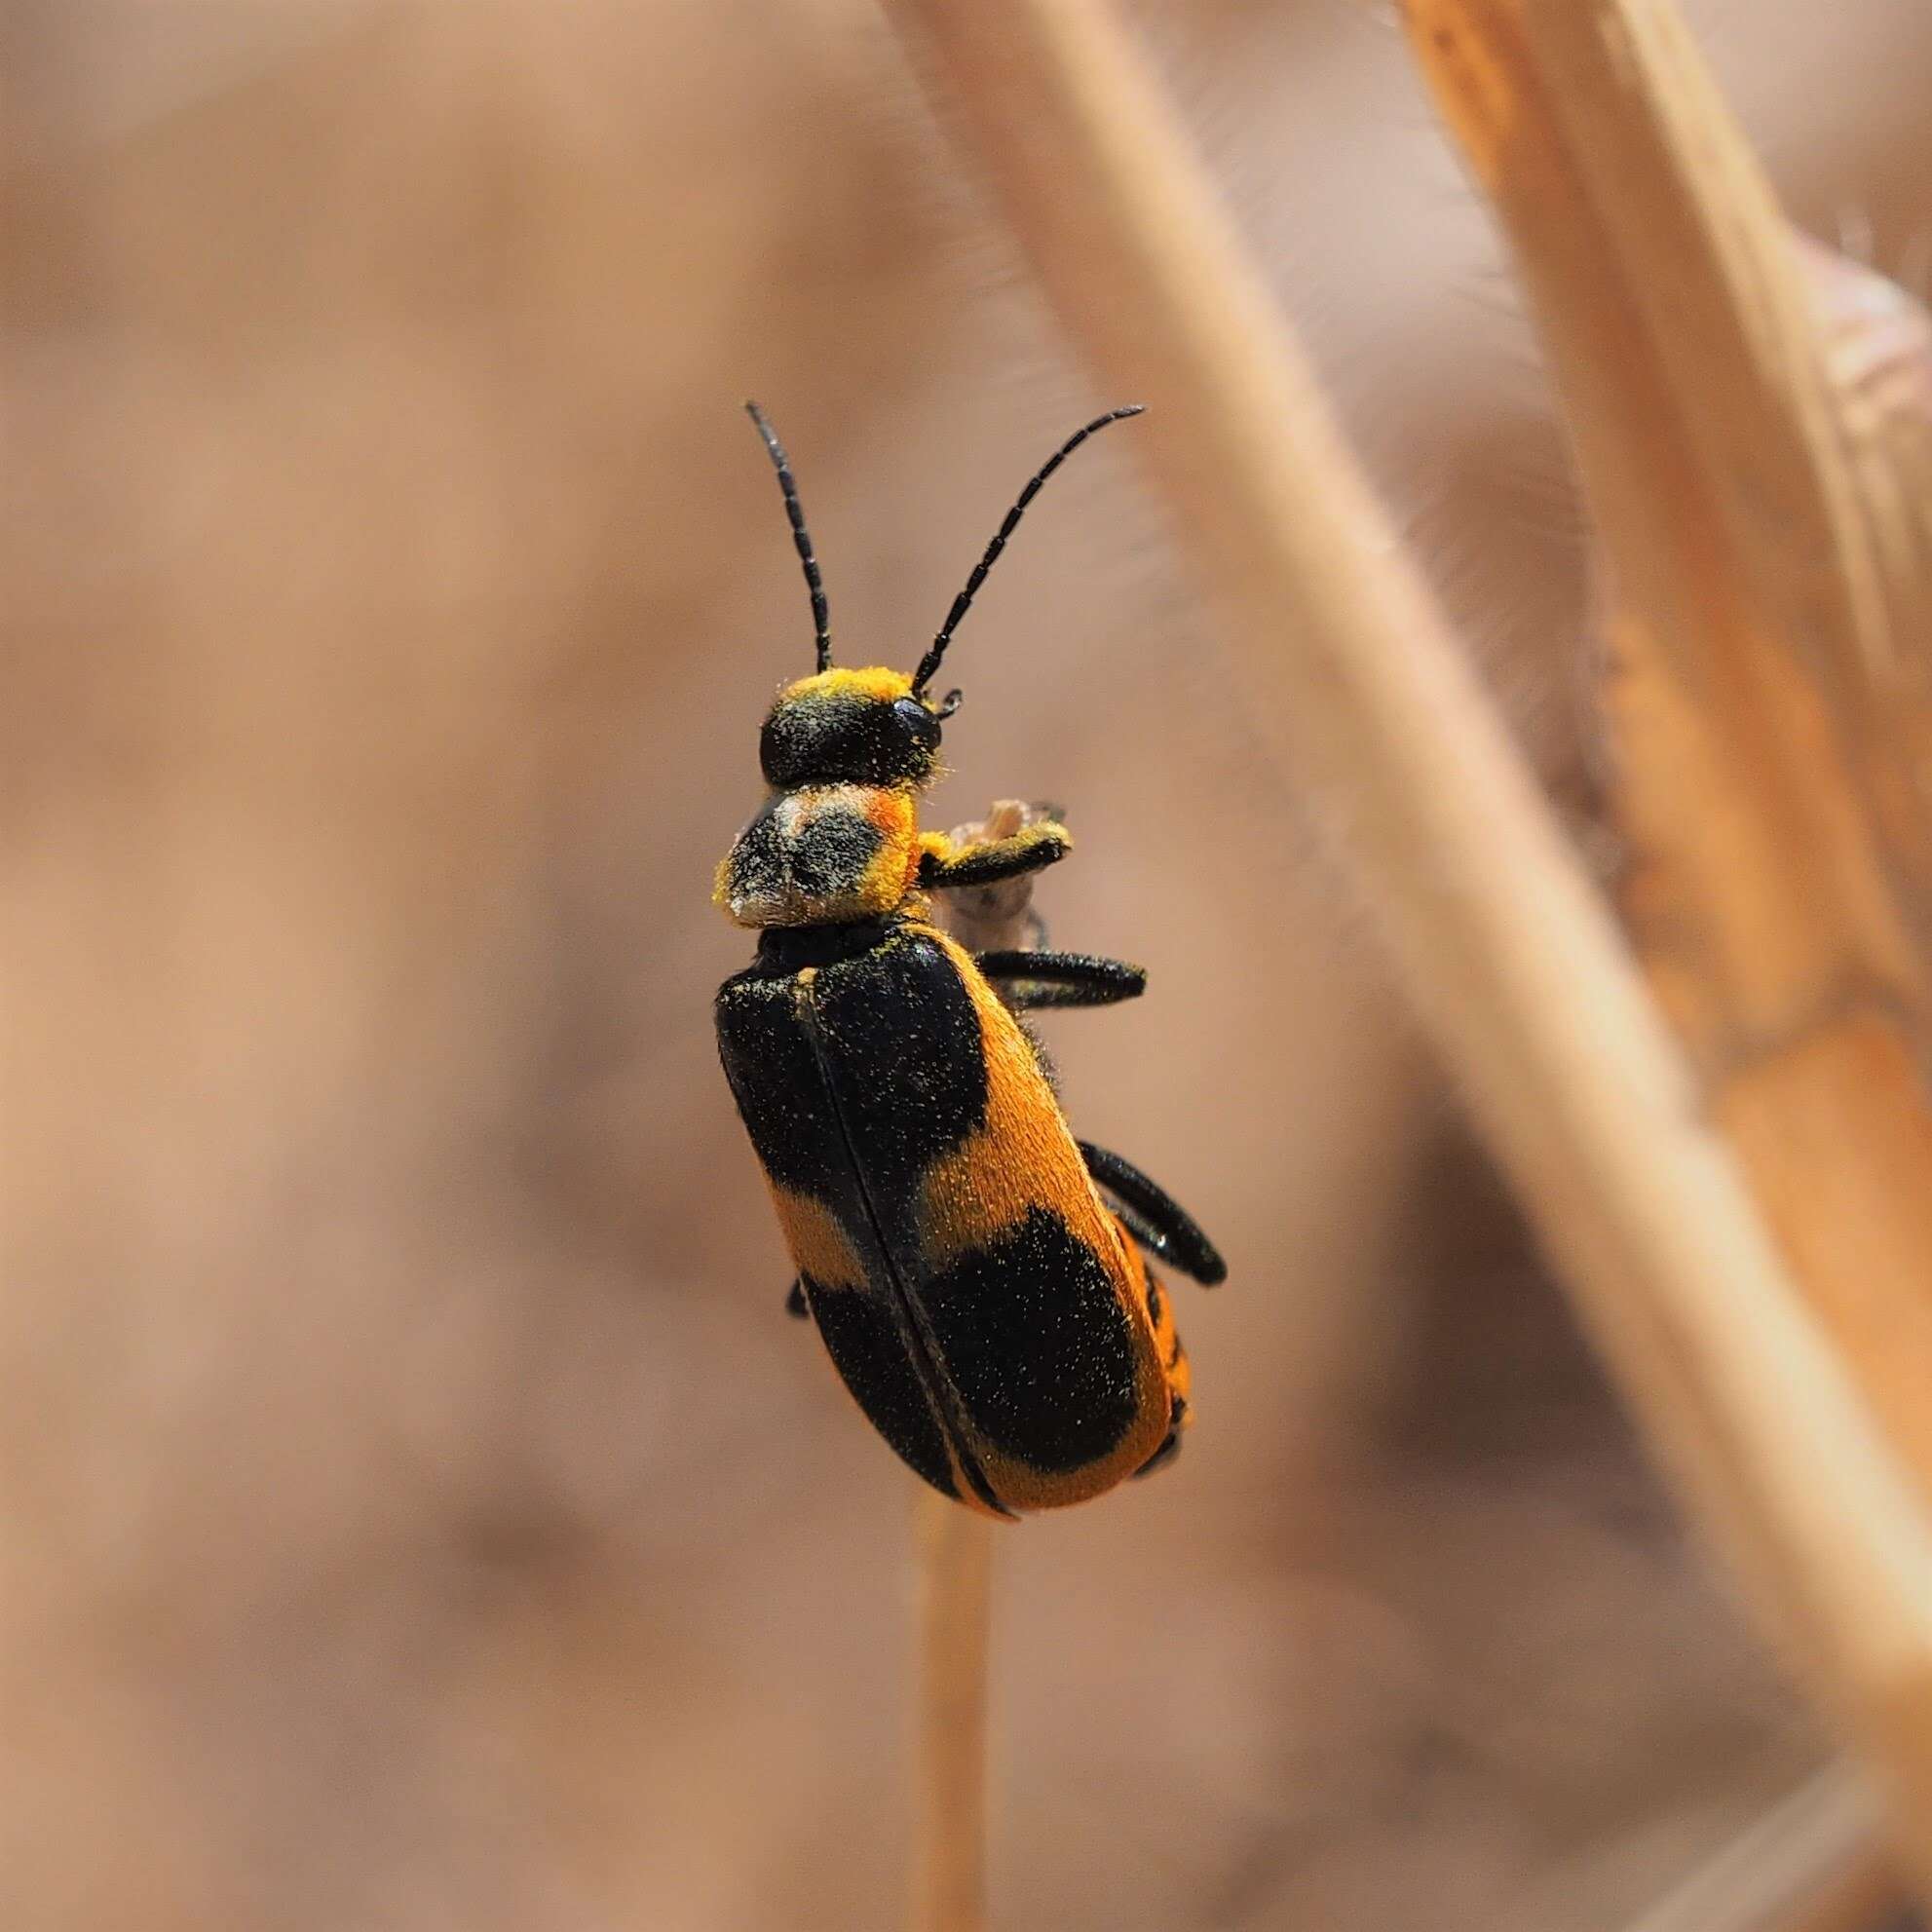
<box><xmin>781</xmin><ymin>665</ymin><xmax>917</xmax><ymax>704</ymax></box>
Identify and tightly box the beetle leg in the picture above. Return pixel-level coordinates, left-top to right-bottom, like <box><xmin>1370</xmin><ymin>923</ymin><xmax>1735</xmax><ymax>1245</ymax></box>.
<box><xmin>918</xmin><ymin>820</ymin><xmax>1069</xmax><ymax>890</ymax></box>
<box><xmin>976</xmin><ymin>950</ymin><xmax>1146</xmax><ymax>1009</ymax></box>
<box><xmin>1080</xmin><ymin>1141</ymin><xmax>1227</xmax><ymax>1285</ymax></box>
<box><xmin>784</xmin><ymin>1277</ymin><xmax>810</xmax><ymax>1320</ymax></box>
<box><xmin>1108</xmin><ymin>1194</ymin><xmax>1178</xmax><ymax>1264</ymax></box>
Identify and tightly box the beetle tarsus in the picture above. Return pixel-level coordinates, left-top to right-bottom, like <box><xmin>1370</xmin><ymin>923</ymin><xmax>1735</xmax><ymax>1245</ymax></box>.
<box><xmin>918</xmin><ymin>827</ymin><xmax>1069</xmax><ymax>890</ymax></box>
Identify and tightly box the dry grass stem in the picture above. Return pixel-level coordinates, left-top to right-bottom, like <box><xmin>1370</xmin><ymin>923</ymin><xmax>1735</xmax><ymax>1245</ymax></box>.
<box><xmin>910</xmin><ymin>1485</ymin><xmax>992</xmax><ymax>1932</ymax></box>
<box><xmin>1404</xmin><ymin>0</ymin><xmax>1932</xmax><ymax>1879</ymax></box>
<box><xmin>909</xmin><ymin>799</ymin><xmax>1061</xmax><ymax>1932</ymax></box>
<box><xmin>880</xmin><ymin>0</ymin><xmax>1932</xmax><ymax>1896</ymax></box>
<box><xmin>1404</xmin><ymin>0</ymin><xmax>1932</xmax><ymax>1510</ymax></box>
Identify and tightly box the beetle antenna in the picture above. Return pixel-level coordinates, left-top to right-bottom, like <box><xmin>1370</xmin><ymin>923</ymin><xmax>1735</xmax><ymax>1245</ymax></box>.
<box><xmin>910</xmin><ymin>405</ymin><xmax>1144</xmax><ymax>695</ymax></box>
<box><xmin>744</xmin><ymin>400</ymin><xmax>833</xmax><ymax>672</ymax></box>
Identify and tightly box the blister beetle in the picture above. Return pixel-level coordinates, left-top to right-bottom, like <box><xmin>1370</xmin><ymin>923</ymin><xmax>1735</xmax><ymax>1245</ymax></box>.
<box><xmin>714</xmin><ymin>402</ymin><xmax>1225</xmax><ymax>1517</ymax></box>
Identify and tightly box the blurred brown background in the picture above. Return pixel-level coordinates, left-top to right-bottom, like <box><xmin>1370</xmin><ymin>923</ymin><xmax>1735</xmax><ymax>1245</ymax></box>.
<box><xmin>4</xmin><ymin>3</ymin><xmax>1930</xmax><ymax>1927</ymax></box>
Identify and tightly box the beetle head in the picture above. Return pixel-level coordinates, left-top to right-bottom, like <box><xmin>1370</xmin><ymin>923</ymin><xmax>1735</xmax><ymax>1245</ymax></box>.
<box><xmin>759</xmin><ymin>666</ymin><xmax>949</xmax><ymax>790</ymax></box>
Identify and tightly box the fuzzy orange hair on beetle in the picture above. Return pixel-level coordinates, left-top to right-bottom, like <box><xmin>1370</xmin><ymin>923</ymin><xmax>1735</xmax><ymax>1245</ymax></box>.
<box><xmin>713</xmin><ymin>401</ymin><xmax>1225</xmax><ymax>1516</ymax></box>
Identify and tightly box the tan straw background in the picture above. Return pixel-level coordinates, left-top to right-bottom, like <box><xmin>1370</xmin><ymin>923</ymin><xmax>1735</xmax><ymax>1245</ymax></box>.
<box><xmin>4</xmin><ymin>2</ymin><xmax>1930</xmax><ymax>1926</ymax></box>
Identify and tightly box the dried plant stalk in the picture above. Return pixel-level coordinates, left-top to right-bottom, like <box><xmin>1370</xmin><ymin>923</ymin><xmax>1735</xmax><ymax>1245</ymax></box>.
<box><xmin>1799</xmin><ymin>238</ymin><xmax>1932</xmax><ymax>663</ymax></box>
<box><xmin>910</xmin><ymin>1485</ymin><xmax>991</xmax><ymax>1932</ymax></box>
<box><xmin>1403</xmin><ymin>0</ymin><xmax>1932</xmax><ymax>1872</ymax></box>
<box><xmin>1404</xmin><ymin>0</ymin><xmax>1932</xmax><ymax>1514</ymax></box>
<box><xmin>910</xmin><ymin>799</ymin><xmax>1062</xmax><ymax>1932</ymax></box>
<box><xmin>879</xmin><ymin>0</ymin><xmax>1932</xmax><ymax>1895</ymax></box>
<box><xmin>1797</xmin><ymin>236</ymin><xmax>1932</xmax><ymax>974</ymax></box>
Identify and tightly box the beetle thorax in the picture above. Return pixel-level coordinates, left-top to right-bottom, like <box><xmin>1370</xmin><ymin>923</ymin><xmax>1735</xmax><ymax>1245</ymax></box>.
<box><xmin>716</xmin><ymin>783</ymin><xmax>921</xmax><ymax>928</ymax></box>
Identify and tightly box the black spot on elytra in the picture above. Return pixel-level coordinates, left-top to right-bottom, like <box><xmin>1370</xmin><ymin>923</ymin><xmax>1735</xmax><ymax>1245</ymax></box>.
<box><xmin>922</xmin><ymin>1206</ymin><xmax>1142</xmax><ymax>1473</ymax></box>
<box><xmin>715</xmin><ymin>966</ymin><xmax>842</xmax><ymax>1197</ymax></box>
<box><xmin>808</xmin><ymin>929</ymin><xmax>990</xmax><ymax>1203</ymax></box>
<box><xmin>806</xmin><ymin>1280</ymin><xmax>957</xmax><ymax>1497</ymax></box>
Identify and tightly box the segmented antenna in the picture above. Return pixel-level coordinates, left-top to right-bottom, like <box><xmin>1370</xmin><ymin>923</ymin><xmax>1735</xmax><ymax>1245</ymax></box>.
<box><xmin>911</xmin><ymin>405</ymin><xmax>1144</xmax><ymax>696</ymax></box>
<box><xmin>744</xmin><ymin>401</ymin><xmax>832</xmax><ymax>672</ymax></box>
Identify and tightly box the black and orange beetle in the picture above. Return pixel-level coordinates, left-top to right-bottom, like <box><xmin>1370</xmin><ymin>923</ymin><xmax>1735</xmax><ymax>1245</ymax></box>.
<box><xmin>714</xmin><ymin>402</ymin><xmax>1226</xmax><ymax>1518</ymax></box>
